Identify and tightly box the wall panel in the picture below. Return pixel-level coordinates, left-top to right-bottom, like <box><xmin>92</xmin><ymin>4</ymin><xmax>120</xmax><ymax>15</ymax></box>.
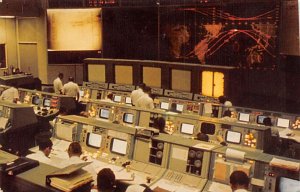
<box><xmin>143</xmin><ymin>66</ymin><xmax>161</xmax><ymax>87</ymax></box>
<box><xmin>171</xmin><ymin>69</ymin><xmax>191</xmax><ymax>92</ymax></box>
<box><xmin>115</xmin><ymin>65</ymin><xmax>133</xmax><ymax>84</ymax></box>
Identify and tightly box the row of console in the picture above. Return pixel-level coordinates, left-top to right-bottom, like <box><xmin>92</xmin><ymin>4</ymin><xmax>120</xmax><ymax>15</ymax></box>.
<box><xmin>51</xmin><ymin>115</ymin><xmax>300</xmax><ymax>192</ymax></box>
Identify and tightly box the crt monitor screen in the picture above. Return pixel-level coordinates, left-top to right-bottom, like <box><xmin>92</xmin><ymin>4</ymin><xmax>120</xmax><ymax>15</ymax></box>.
<box><xmin>43</xmin><ymin>98</ymin><xmax>51</xmax><ymax>107</ymax></box>
<box><xmin>125</xmin><ymin>97</ymin><xmax>132</xmax><ymax>104</ymax></box>
<box><xmin>86</xmin><ymin>132</ymin><xmax>102</xmax><ymax>148</ymax></box>
<box><xmin>180</xmin><ymin>123</ymin><xmax>194</xmax><ymax>135</ymax></box>
<box><xmin>113</xmin><ymin>95</ymin><xmax>122</xmax><ymax>102</ymax></box>
<box><xmin>160</xmin><ymin>102</ymin><xmax>169</xmax><ymax>110</ymax></box>
<box><xmin>225</xmin><ymin>130</ymin><xmax>242</xmax><ymax>144</ymax></box>
<box><xmin>256</xmin><ymin>115</ymin><xmax>268</xmax><ymax>125</ymax></box>
<box><xmin>99</xmin><ymin>108</ymin><xmax>109</xmax><ymax>119</ymax></box>
<box><xmin>277</xmin><ymin>177</ymin><xmax>300</xmax><ymax>192</ymax></box>
<box><xmin>111</xmin><ymin>138</ymin><xmax>127</xmax><ymax>155</ymax></box>
<box><xmin>238</xmin><ymin>112</ymin><xmax>250</xmax><ymax>122</ymax></box>
<box><xmin>176</xmin><ymin>104</ymin><xmax>184</xmax><ymax>112</ymax></box>
<box><xmin>276</xmin><ymin>118</ymin><xmax>290</xmax><ymax>128</ymax></box>
<box><xmin>123</xmin><ymin>113</ymin><xmax>134</xmax><ymax>124</ymax></box>
<box><xmin>32</xmin><ymin>96</ymin><xmax>40</xmax><ymax>105</ymax></box>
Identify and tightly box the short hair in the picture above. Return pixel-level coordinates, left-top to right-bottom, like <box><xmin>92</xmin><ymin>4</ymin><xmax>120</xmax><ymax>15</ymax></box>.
<box><xmin>138</xmin><ymin>83</ymin><xmax>146</xmax><ymax>90</ymax></box>
<box><xmin>97</xmin><ymin>168</ymin><xmax>115</xmax><ymax>191</ymax></box>
<box><xmin>196</xmin><ymin>132</ymin><xmax>209</xmax><ymax>142</ymax></box>
<box><xmin>230</xmin><ymin>170</ymin><xmax>249</xmax><ymax>188</ymax></box>
<box><xmin>38</xmin><ymin>139</ymin><xmax>53</xmax><ymax>151</ymax></box>
<box><xmin>218</xmin><ymin>96</ymin><xmax>227</xmax><ymax>104</ymax></box>
<box><xmin>68</xmin><ymin>76</ymin><xmax>74</xmax><ymax>82</ymax></box>
<box><xmin>58</xmin><ymin>73</ymin><xmax>64</xmax><ymax>79</ymax></box>
<box><xmin>68</xmin><ymin>142</ymin><xmax>82</xmax><ymax>156</ymax></box>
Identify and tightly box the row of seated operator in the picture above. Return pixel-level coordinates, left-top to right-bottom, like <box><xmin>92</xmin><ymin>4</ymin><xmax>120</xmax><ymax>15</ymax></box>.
<box><xmin>27</xmin><ymin>139</ymin><xmax>250</xmax><ymax>192</ymax></box>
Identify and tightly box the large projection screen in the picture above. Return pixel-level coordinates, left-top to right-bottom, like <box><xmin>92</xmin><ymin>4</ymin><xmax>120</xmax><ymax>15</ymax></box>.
<box><xmin>47</xmin><ymin>8</ymin><xmax>102</xmax><ymax>51</ymax></box>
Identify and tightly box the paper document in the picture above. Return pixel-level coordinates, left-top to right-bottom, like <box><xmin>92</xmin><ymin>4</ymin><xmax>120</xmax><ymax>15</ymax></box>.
<box><xmin>226</xmin><ymin>148</ymin><xmax>245</xmax><ymax>162</ymax></box>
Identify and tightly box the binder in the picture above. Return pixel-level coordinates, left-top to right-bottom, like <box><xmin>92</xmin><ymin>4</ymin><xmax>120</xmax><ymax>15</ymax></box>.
<box><xmin>46</xmin><ymin>162</ymin><xmax>93</xmax><ymax>192</ymax></box>
<box><xmin>0</xmin><ymin>157</ymin><xmax>39</xmax><ymax>175</ymax></box>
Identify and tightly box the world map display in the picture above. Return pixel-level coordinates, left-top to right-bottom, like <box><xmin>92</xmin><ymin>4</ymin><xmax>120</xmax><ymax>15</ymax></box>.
<box><xmin>160</xmin><ymin>3</ymin><xmax>279</xmax><ymax>68</ymax></box>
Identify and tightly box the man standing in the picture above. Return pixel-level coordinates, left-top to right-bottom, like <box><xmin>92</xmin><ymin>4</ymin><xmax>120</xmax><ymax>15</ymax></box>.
<box><xmin>53</xmin><ymin>73</ymin><xmax>64</xmax><ymax>94</ymax></box>
<box><xmin>131</xmin><ymin>83</ymin><xmax>146</xmax><ymax>106</ymax></box>
<box><xmin>136</xmin><ymin>86</ymin><xmax>154</xmax><ymax>109</ymax></box>
<box><xmin>63</xmin><ymin>77</ymin><xmax>80</xmax><ymax>100</ymax></box>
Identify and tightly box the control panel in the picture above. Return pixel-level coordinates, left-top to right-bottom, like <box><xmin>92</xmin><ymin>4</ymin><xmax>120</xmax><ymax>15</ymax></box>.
<box><xmin>87</xmin><ymin>102</ymin><xmax>137</xmax><ymax>125</ymax></box>
<box><xmin>264</xmin><ymin>159</ymin><xmax>300</xmax><ymax>192</ymax></box>
<box><xmin>80</xmin><ymin>125</ymin><xmax>133</xmax><ymax>160</ymax></box>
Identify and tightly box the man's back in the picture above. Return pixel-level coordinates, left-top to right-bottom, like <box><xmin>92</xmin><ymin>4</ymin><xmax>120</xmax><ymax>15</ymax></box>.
<box><xmin>63</xmin><ymin>81</ymin><xmax>79</xmax><ymax>98</ymax></box>
<box><xmin>131</xmin><ymin>88</ymin><xmax>144</xmax><ymax>106</ymax></box>
<box><xmin>136</xmin><ymin>94</ymin><xmax>154</xmax><ymax>109</ymax></box>
<box><xmin>0</xmin><ymin>87</ymin><xmax>19</xmax><ymax>103</ymax></box>
<box><xmin>53</xmin><ymin>77</ymin><xmax>63</xmax><ymax>94</ymax></box>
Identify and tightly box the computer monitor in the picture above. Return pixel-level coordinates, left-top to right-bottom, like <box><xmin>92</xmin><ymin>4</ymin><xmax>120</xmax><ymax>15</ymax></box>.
<box><xmin>113</xmin><ymin>95</ymin><xmax>122</xmax><ymax>102</ymax></box>
<box><xmin>125</xmin><ymin>97</ymin><xmax>132</xmax><ymax>104</ymax></box>
<box><xmin>276</xmin><ymin>118</ymin><xmax>290</xmax><ymax>128</ymax></box>
<box><xmin>160</xmin><ymin>102</ymin><xmax>169</xmax><ymax>110</ymax></box>
<box><xmin>277</xmin><ymin>177</ymin><xmax>300</xmax><ymax>192</ymax></box>
<box><xmin>99</xmin><ymin>108</ymin><xmax>109</xmax><ymax>119</ymax></box>
<box><xmin>31</xmin><ymin>95</ymin><xmax>40</xmax><ymax>105</ymax></box>
<box><xmin>256</xmin><ymin>115</ymin><xmax>268</xmax><ymax>125</ymax></box>
<box><xmin>176</xmin><ymin>104</ymin><xmax>184</xmax><ymax>112</ymax></box>
<box><xmin>43</xmin><ymin>98</ymin><xmax>51</xmax><ymax>107</ymax></box>
<box><xmin>123</xmin><ymin>113</ymin><xmax>134</xmax><ymax>124</ymax></box>
<box><xmin>238</xmin><ymin>112</ymin><xmax>250</xmax><ymax>122</ymax></box>
<box><xmin>180</xmin><ymin>123</ymin><xmax>194</xmax><ymax>135</ymax></box>
<box><xmin>225</xmin><ymin>130</ymin><xmax>242</xmax><ymax>144</ymax></box>
<box><xmin>86</xmin><ymin>132</ymin><xmax>102</xmax><ymax>148</ymax></box>
<box><xmin>110</xmin><ymin>138</ymin><xmax>127</xmax><ymax>155</ymax></box>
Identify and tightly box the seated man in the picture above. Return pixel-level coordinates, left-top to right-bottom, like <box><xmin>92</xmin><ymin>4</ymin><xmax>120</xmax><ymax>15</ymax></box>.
<box><xmin>229</xmin><ymin>170</ymin><xmax>250</xmax><ymax>192</ymax></box>
<box><xmin>0</xmin><ymin>83</ymin><xmax>19</xmax><ymax>103</ymax></box>
<box><xmin>96</xmin><ymin>168</ymin><xmax>116</xmax><ymax>192</ymax></box>
<box><xmin>26</xmin><ymin>139</ymin><xmax>53</xmax><ymax>164</ymax></box>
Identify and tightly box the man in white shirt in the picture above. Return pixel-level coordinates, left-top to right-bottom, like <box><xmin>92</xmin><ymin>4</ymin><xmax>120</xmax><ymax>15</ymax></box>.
<box><xmin>131</xmin><ymin>83</ymin><xmax>146</xmax><ymax>106</ymax></box>
<box><xmin>0</xmin><ymin>84</ymin><xmax>19</xmax><ymax>103</ymax></box>
<box><xmin>26</xmin><ymin>139</ymin><xmax>53</xmax><ymax>165</ymax></box>
<box><xmin>62</xmin><ymin>76</ymin><xmax>80</xmax><ymax>100</ymax></box>
<box><xmin>136</xmin><ymin>86</ymin><xmax>154</xmax><ymax>110</ymax></box>
<box><xmin>53</xmin><ymin>73</ymin><xmax>64</xmax><ymax>94</ymax></box>
<box><xmin>230</xmin><ymin>170</ymin><xmax>250</xmax><ymax>192</ymax></box>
